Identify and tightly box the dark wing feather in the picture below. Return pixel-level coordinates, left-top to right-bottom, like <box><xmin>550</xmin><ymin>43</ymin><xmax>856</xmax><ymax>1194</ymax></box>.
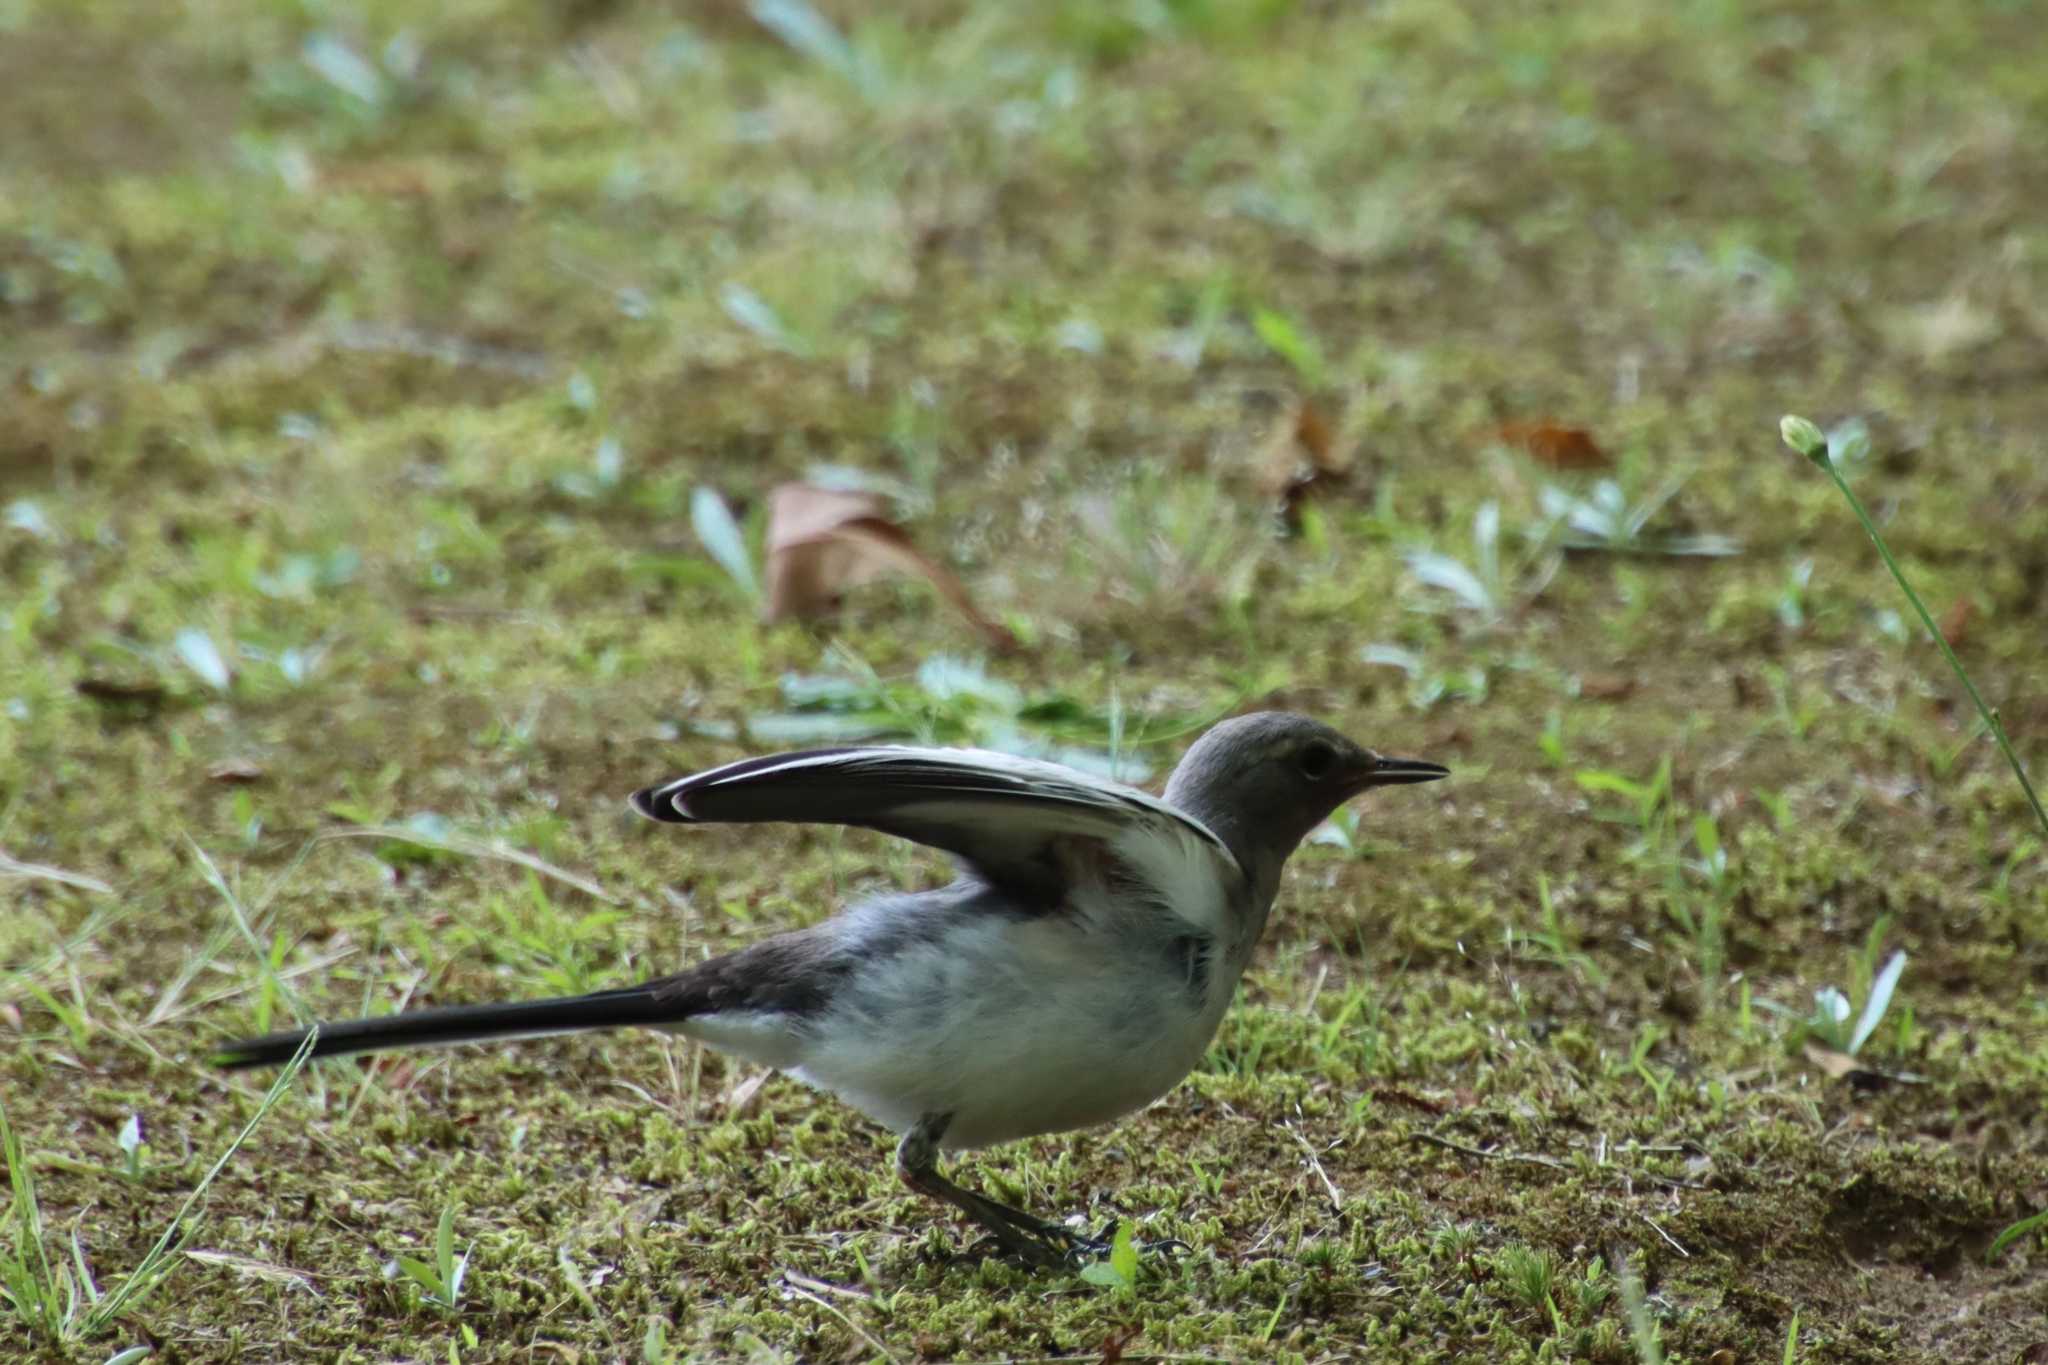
<box><xmin>630</xmin><ymin>745</ymin><xmax>1236</xmax><ymax>900</ymax></box>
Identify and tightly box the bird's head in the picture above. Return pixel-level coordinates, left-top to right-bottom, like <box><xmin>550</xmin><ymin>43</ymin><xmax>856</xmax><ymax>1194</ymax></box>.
<box><xmin>1164</xmin><ymin>711</ymin><xmax>1447</xmax><ymax>888</ymax></box>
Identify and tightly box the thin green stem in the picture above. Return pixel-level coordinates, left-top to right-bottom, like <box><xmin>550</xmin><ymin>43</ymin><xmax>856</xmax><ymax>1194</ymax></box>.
<box><xmin>1820</xmin><ymin>459</ymin><xmax>2048</xmax><ymax>840</ymax></box>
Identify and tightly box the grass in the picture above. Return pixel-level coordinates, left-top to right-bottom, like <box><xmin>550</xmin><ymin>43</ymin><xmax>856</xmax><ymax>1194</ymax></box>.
<box><xmin>1782</xmin><ymin>413</ymin><xmax>2048</xmax><ymax>841</ymax></box>
<box><xmin>4</xmin><ymin>0</ymin><xmax>2048</xmax><ymax>1359</ymax></box>
<box><xmin>0</xmin><ymin>1036</ymin><xmax>311</xmax><ymax>1351</ymax></box>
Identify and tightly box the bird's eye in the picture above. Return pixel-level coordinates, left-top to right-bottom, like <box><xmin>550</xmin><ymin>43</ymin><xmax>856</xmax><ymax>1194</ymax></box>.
<box><xmin>1298</xmin><ymin>742</ymin><xmax>1338</xmax><ymax>781</ymax></box>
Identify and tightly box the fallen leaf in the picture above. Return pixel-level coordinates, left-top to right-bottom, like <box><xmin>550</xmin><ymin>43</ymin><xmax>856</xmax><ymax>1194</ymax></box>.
<box><xmin>1253</xmin><ymin>397</ymin><xmax>1348</xmax><ymax>500</ymax></box>
<box><xmin>1294</xmin><ymin>398</ymin><xmax>1338</xmax><ymax>470</ymax></box>
<box><xmin>319</xmin><ymin>159</ymin><xmax>435</xmax><ymax>197</ymax></box>
<box><xmin>1498</xmin><ymin>421</ymin><xmax>1609</xmax><ymax>470</ymax></box>
<box><xmin>1801</xmin><ymin>1042</ymin><xmax>1860</xmax><ymax>1079</ymax></box>
<box><xmin>373</xmin><ymin>1056</ymin><xmax>421</xmax><ymax>1089</ymax></box>
<box><xmin>1939</xmin><ymin>596</ymin><xmax>1974</xmax><ymax>648</ymax></box>
<box><xmin>1706</xmin><ymin>1350</ymin><xmax>1737</xmax><ymax>1365</ymax></box>
<box><xmin>1801</xmin><ymin>1042</ymin><xmax>1924</xmax><ymax>1091</ymax></box>
<box><xmin>1578</xmin><ymin>673</ymin><xmax>1637</xmax><ymax>702</ymax></box>
<box><xmin>208</xmin><ymin>759</ymin><xmax>267</xmax><ymax>784</ymax></box>
<box><xmin>76</xmin><ymin>675</ymin><xmax>167</xmax><ymax>705</ymax></box>
<box><xmin>761</xmin><ymin>483</ymin><xmax>1018</xmax><ymax>652</ymax></box>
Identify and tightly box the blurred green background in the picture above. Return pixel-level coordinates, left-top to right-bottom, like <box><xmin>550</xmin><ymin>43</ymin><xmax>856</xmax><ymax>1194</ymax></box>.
<box><xmin>3</xmin><ymin>1</ymin><xmax>2045</xmax><ymax>1360</ymax></box>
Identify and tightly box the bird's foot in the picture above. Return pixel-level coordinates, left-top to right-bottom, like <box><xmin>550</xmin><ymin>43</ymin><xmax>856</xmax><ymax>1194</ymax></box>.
<box><xmin>896</xmin><ymin>1115</ymin><xmax>1188</xmax><ymax>1272</ymax></box>
<box><xmin>961</xmin><ymin>1212</ymin><xmax>1089</xmax><ymax>1269</ymax></box>
<box><xmin>967</xmin><ymin>1217</ymin><xmax>1190</xmax><ymax>1270</ymax></box>
<box><xmin>1062</xmin><ymin>1218</ymin><xmax>1191</xmax><ymax>1267</ymax></box>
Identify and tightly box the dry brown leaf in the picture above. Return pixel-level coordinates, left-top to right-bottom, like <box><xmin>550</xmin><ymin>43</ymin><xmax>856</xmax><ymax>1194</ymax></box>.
<box><xmin>319</xmin><ymin>159</ymin><xmax>435</xmax><ymax>197</ymax></box>
<box><xmin>208</xmin><ymin>759</ymin><xmax>267</xmax><ymax>784</ymax></box>
<box><xmin>1802</xmin><ymin>1042</ymin><xmax>1861</xmax><ymax>1079</ymax></box>
<box><xmin>1253</xmin><ymin>397</ymin><xmax>1348</xmax><ymax>500</ymax></box>
<box><xmin>1294</xmin><ymin>398</ymin><xmax>1339</xmax><ymax>471</ymax></box>
<box><xmin>1939</xmin><ymin>595</ymin><xmax>1974</xmax><ymax>648</ymax></box>
<box><xmin>762</xmin><ymin>483</ymin><xmax>1018</xmax><ymax>652</ymax></box>
<box><xmin>1255</xmin><ymin>398</ymin><xmax>1353</xmax><ymax>535</ymax></box>
<box><xmin>1801</xmin><ymin>1042</ymin><xmax>1918</xmax><ymax>1092</ymax></box>
<box><xmin>1579</xmin><ymin>673</ymin><xmax>1638</xmax><ymax>702</ymax></box>
<box><xmin>373</xmin><ymin>1056</ymin><xmax>421</xmax><ymax>1089</ymax></box>
<box><xmin>1498</xmin><ymin>420</ymin><xmax>1609</xmax><ymax>470</ymax></box>
<box><xmin>76</xmin><ymin>675</ymin><xmax>167</xmax><ymax>705</ymax></box>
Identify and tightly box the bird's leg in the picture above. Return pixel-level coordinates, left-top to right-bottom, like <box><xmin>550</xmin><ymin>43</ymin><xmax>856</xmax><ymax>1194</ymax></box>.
<box><xmin>895</xmin><ymin>1113</ymin><xmax>1093</xmax><ymax>1268</ymax></box>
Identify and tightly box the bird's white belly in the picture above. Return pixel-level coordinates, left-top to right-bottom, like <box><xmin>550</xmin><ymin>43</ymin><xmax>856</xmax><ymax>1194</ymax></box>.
<box><xmin>787</xmin><ymin>916</ymin><xmax>1233</xmax><ymax>1149</ymax></box>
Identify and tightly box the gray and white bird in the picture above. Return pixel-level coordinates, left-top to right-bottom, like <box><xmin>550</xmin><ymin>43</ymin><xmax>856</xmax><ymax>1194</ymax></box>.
<box><xmin>218</xmin><ymin>712</ymin><xmax>1447</xmax><ymax>1264</ymax></box>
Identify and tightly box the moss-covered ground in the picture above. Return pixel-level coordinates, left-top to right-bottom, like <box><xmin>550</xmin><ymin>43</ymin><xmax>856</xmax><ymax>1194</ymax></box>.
<box><xmin>4</xmin><ymin>1</ymin><xmax>2046</xmax><ymax>1360</ymax></box>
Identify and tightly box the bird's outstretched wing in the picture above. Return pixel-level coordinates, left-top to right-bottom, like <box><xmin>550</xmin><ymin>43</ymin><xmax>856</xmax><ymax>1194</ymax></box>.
<box><xmin>631</xmin><ymin>746</ymin><xmax>1239</xmax><ymax>905</ymax></box>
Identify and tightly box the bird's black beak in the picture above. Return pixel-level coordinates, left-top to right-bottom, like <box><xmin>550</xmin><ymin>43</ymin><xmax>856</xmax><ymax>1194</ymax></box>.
<box><xmin>1356</xmin><ymin>755</ymin><xmax>1450</xmax><ymax>788</ymax></box>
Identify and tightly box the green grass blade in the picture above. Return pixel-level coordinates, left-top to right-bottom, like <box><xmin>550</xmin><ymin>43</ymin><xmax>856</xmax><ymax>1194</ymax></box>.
<box><xmin>0</xmin><ymin>1095</ymin><xmax>65</xmax><ymax>1339</ymax></box>
<box><xmin>1782</xmin><ymin>414</ymin><xmax>2048</xmax><ymax>841</ymax></box>
<box><xmin>82</xmin><ymin>1029</ymin><xmax>315</xmax><ymax>1332</ymax></box>
<box><xmin>688</xmin><ymin>487</ymin><xmax>761</xmax><ymax>601</ymax></box>
<box><xmin>1987</xmin><ymin>1208</ymin><xmax>2048</xmax><ymax>1262</ymax></box>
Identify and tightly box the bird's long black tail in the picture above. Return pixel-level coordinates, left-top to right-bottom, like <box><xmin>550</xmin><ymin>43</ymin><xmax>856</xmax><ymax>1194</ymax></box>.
<box><xmin>212</xmin><ymin>983</ymin><xmax>673</xmax><ymax>1070</ymax></box>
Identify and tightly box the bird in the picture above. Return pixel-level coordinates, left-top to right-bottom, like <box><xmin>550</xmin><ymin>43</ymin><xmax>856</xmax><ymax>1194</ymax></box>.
<box><xmin>216</xmin><ymin>711</ymin><xmax>1448</xmax><ymax>1265</ymax></box>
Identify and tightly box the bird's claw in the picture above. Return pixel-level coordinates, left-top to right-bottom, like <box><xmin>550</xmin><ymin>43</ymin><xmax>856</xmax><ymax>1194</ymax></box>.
<box><xmin>964</xmin><ymin>1231</ymin><xmax>1068</xmax><ymax>1269</ymax></box>
<box><xmin>962</xmin><ymin>1216</ymin><xmax>1189</xmax><ymax>1271</ymax></box>
<box><xmin>1059</xmin><ymin>1219</ymin><xmax>1192</xmax><ymax>1268</ymax></box>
